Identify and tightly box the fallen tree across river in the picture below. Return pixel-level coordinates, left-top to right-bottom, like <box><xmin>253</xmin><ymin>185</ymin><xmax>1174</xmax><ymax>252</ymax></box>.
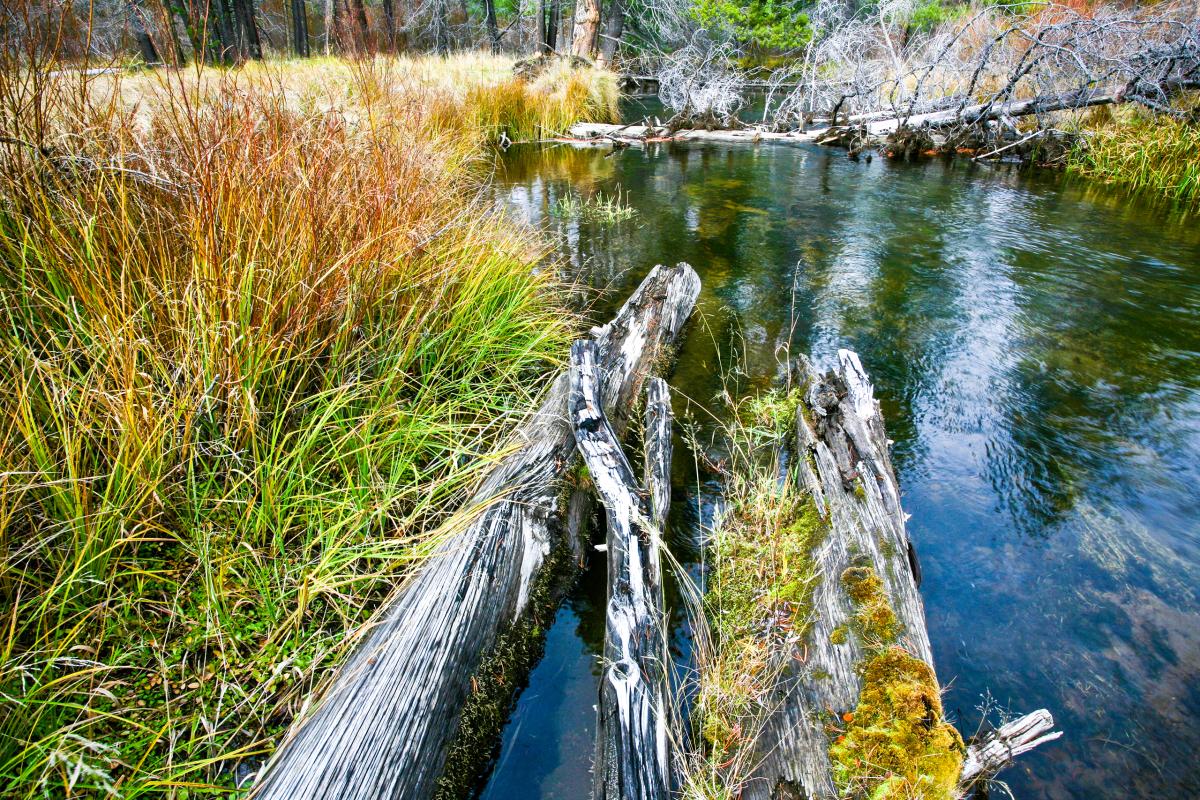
<box><xmin>250</xmin><ymin>263</ymin><xmax>700</xmax><ymax>800</ymax></box>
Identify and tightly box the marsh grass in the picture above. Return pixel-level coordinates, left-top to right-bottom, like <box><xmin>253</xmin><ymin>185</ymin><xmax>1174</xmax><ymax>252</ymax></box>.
<box><xmin>1068</xmin><ymin>101</ymin><xmax>1200</xmax><ymax>208</ymax></box>
<box><xmin>551</xmin><ymin>187</ymin><xmax>637</xmax><ymax>224</ymax></box>
<box><xmin>0</xmin><ymin>50</ymin><xmax>612</xmax><ymax>798</ymax></box>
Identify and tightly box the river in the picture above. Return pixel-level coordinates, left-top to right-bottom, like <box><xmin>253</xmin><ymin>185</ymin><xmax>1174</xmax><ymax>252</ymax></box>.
<box><xmin>475</xmin><ymin>109</ymin><xmax>1200</xmax><ymax>800</ymax></box>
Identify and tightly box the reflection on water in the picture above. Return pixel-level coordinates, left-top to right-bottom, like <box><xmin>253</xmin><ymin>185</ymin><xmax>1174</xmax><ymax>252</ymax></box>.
<box><xmin>478</xmin><ymin>132</ymin><xmax>1200</xmax><ymax>800</ymax></box>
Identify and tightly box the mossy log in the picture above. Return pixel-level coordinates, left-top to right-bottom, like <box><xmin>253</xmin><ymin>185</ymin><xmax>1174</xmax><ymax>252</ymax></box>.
<box><xmin>251</xmin><ymin>264</ymin><xmax>699</xmax><ymax>800</ymax></box>
<box><xmin>570</xmin><ymin>343</ymin><xmax>673</xmax><ymax>800</ymax></box>
<box><xmin>743</xmin><ymin>350</ymin><xmax>1059</xmax><ymax>800</ymax></box>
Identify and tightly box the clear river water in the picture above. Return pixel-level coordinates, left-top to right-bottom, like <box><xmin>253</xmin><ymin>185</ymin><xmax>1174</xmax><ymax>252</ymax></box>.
<box><xmin>475</xmin><ymin>104</ymin><xmax>1200</xmax><ymax>800</ymax></box>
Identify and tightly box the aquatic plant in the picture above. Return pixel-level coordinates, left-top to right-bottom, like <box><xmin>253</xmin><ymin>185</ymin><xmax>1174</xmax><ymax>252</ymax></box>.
<box><xmin>551</xmin><ymin>188</ymin><xmax>638</xmax><ymax>225</ymax></box>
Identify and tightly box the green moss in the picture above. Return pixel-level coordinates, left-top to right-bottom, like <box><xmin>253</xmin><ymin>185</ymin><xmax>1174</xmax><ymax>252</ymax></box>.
<box><xmin>831</xmin><ymin>565</ymin><xmax>964</xmax><ymax>799</ymax></box>
<box><xmin>841</xmin><ymin>565</ymin><xmax>901</xmax><ymax>644</ymax></box>
<box><xmin>853</xmin><ymin>480</ymin><xmax>867</xmax><ymax>501</ymax></box>
<box><xmin>829</xmin><ymin>647</ymin><xmax>965</xmax><ymax>800</ymax></box>
<box><xmin>830</xmin><ymin>625</ymin><xmax>848</xmax><ymax>645</ymax></box>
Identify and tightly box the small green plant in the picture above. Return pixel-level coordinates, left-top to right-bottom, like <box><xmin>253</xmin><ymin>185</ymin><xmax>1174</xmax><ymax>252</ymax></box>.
<box><xmin>551</xmin><ymin>188</ymin><xmax>638</xmax><ymax>225</ymax></box>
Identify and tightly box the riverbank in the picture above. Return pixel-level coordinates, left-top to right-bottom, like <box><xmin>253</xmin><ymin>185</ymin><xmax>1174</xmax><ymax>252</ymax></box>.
<box><xmin>0</xmin><ymin>54</ymin><xmax>615</xmax><ymax>797</ymax></box>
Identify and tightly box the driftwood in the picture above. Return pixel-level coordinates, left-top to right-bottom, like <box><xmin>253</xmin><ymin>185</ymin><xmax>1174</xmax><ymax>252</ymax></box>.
<box><xmin>251</xmin><ymin>264</ymin><xmax>700</xmax><ymax>800</ymax></box>
<box><xmin>572</xmin><ymin>80</ymin><xmax>1185</xmax><ymax>153</ymax></box>
<box><xmin>567</xmin><ymin>121</ymin><xmax>826</xmax><ymax>145</ymax></box>
<box><xmin>740</xmin><ymin>351</ymin><xmax>1059</xmax><ymax>800</ymax></box>
<box><xmin>571</xmin><ymin>343</ymin><xmax>673</xmax><ymax>800</ymax></box>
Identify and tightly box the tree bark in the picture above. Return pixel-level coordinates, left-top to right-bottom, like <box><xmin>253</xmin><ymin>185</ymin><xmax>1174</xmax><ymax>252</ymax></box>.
<box><xmin>349</xmin><ymin>0</ymin><xmax>369</xmax><ymax>52</ymax></box>
<box><xmin>572</xmin><ymin>357</ymin><xmax>674</xmax><ymax>800</ymax></box>
<box><xmin>249</xmin><ymin>264</ymin><xmax>700</xmax><ymax>800</ymax></box>
<box><xmin>156</xmin><ymin>0</ymin><xmax>187</xmax><ymax>65</ymax></box>
<box><xmin>127</xmin><ymin>0</ymin><xmax>161</xmax><ymax>63</ymax></box>
<box><xmin>569</xmin><ymin>0</ymin><xmax>600</xmax><ymax>58</ymax></box>
<box><xmin>380</xmin><ymin>0</ymin><xmax>395</xmax><ymax>50</ymax></box>
<box><xmin>545</xmin><ymin>0</ymin><xmax>559</xmax><ymax>52</ymax></box>
<box><xmin>233</xmin><ymin>0</ymin><xmax>262</xmax><ymax>58</ymax></box>
<box><xmin>597</xmin><ymin>0</ymin><xmax>625</xmax><ymax>65</ymax></box>
<box><xmin>291</xmin><ymin>0</ymin><xmax>310</xmax><ymax>56</ymax></box>
<box><xmin>483</xmin><ymin>0</ymin><xmax>500</xmax><ymax>53</ymax></box>
<box><xmin>537</xmin><ymin>0</ymin><xmax>547</xmax><ymax>53</ymax></box>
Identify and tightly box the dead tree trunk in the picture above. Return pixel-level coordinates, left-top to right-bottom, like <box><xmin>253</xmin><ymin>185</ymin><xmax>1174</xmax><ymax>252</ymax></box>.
<box><xmin>483</xmin><ymin>0</ymin><xmax>500</xmax><ymax>53</ymax></box>
<box><xmin>572</xmin><ymin>351</ymin><xmax>674</xmax><ymax>800</ymax></box>
<box><xmin>570</xmin><ymin>0</ymin><xmax>600</xmax><ymax>58</ymax></box>
<box><xmin>597</xmin><ymin>0</ymin><xmax>625</xmax><ymax>65</ymax></box>
<box><xmin>250</xmin><ymin>264</ymin><xmax>700</xmax><ymax>800</ymax></box>
<box><xmin>323</xmin><ymin>0</ymin><xmax>335</xmax><ymax>52</ymax></box>
<box><xmin>740</xmin><ymin>351</ymin><xmax>1060</xmax><ymax>800</ymax></box>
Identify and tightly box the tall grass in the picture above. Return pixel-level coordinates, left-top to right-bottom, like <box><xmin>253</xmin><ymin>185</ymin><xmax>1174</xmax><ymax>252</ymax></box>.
<box><xmin>0</xmin><ymin>52</ymin><xmax>610</xmax><ymax>797</ymax></box>
<box><xmin>1067</xmin><ymin>103</ymin><xmax>1200</xmax><ymax>208</ymax></box>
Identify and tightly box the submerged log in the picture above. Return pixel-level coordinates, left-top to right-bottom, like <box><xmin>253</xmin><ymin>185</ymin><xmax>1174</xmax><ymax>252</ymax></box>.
<box><xmin>741</xmin><ymin>350</ymin><xmax>1059</xmax><ymax>800</ymax></box>
<box><xmin>251</xmin><ymin>264</ymin><xmax>700</xmax><ymax>800</ymax></box>
<box><xmin>571</xmin><ymin>344</ymin><xmax>673</xmax><ymax>800</ymax></box>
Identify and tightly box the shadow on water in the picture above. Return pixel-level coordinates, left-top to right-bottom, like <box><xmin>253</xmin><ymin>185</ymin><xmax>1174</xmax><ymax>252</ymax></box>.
<box><xmin>475</xmin><ymin>116</ymin><xmax>1200</xmax><ymax>800</ymax></box>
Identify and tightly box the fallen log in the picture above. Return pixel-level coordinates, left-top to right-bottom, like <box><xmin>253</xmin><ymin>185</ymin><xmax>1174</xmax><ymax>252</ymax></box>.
<box><xmin>864</xmin><ymin>84</ymin><xmax>1121</xmax><ymax>136</ymax></box>
<box><xmin>571</xmin><ymin>345</ymin><xmax>674</xmax><ymax>800</ymax></box>
<box><xmin>567</xmin><ymin>121</ymin><xmax>826</xmax><ymax>145</ymax></box>
<box><xmin>250</xmin><ymin>264</ymin><xmax>700</xmax><ymax>800</ymax></box>
<box><xmin>726</xmin><ymin>351</ymin><xmax>1059</xmax><ymax>800</ymax></box>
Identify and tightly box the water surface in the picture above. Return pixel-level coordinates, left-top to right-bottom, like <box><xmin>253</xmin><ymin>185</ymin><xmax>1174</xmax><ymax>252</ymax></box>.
<box><xmin>479</xmin><ymin>128</ymin><xmax>1200</xmax><ymax>800</ymax></box>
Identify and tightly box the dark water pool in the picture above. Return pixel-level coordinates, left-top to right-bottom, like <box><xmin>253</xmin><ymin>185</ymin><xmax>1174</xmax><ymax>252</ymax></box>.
<box><xmin>478</xmin><ymin>128</ymin><xmax>1200</xmax><ymax>800</ymax></box>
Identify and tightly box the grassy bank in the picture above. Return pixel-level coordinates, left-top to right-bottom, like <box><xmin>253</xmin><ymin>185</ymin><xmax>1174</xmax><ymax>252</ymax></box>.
<box><xmin>0</xmin><ymin>54</ymin><xmax>614</xmax><ymax>797</ymax></box>
<box><xmin>1067</xmin><ymin>103</ymin><xmax>1200</xmax><ymax>209</ymax></box>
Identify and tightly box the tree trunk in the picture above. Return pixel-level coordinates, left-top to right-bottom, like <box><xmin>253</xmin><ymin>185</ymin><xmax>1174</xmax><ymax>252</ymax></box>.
<box><xmin>572</xmin><ymin>363</ymin><xmax>674</xmax><ymax>800</ymax></box>
<box><xmin>127</xmin><ymin>0</ymin><xmax>161</xmax><ymax>63</ymax></box>
<box><xmin>483</xmin><ymin>0</ymin><xmax>500</xmax><ymax>53</ymax></box>
<box><xmin>291</xmin><ymin>0</ymin><xmax>309</xmax><ymax>56</ymax></box>
<box><xmin>233</xmin><ymin>0</ymin><xmax>262</xmax><ymax>59</ymax></box>
<box><xmin>323</xmin><ymin>0</ymin><xmax>335</xmax><ymax>53</ymax></box>
<box><xmin>537</xmin><ymin>0</ymin><xmax>547</xmax><ymax>53</ymax></box>
<box><xmin>569</xmin><ymin>0</ymin><xmax>600</xmax><ymax>58</ymax></box>
<box><xmin>434</xmin><ymin>0</ymin><xmax>451</xmax><ymax>53</ymax></box>
<box><xmin>543</xmin><ymin>0</ymin><xmax>559</xmax><ymax>52</ymax></box>
<box><xmin>597</xmin><ymin>0</ymin><xmax>625</xmax><ymax>65</ymax></box>
<box><xmin>156</xmin><ymin>0</ymin><xmax>188</xmax><ymax>65</ymax></box>
<box><xmin>349</xmin><ymin>0</ymin><xmax>369</xmax><ymax>52</ymax></box>
<box><xmin>249</xmin><ymin>264</ymin><xmax>700</xmax><ymax>800</ymax></box>
<box><xmin>736</xmin><ymin>352</ymin><xmax>1060</xmax><ymax>799</ymax></box>
<box><xmin>212</xmin><ymin>0</ymin><xmax>237</xmax><ymax>61</ymax></box>
<box><xmin>380</xmin><ymin>0</ymin><xmax>395</xmax><ymax>50</ymax></box>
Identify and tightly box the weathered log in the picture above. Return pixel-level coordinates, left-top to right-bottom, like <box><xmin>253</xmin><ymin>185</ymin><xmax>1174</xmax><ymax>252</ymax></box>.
<box><xmin>251</xmin><ymin>264</ymin><xmax>699</xmax><ymax>800</ymax></box>
<box><xmin>738</xmin><ymin>350</ymin><xmax>1058</xmax><ymax>800</ymax></box>
<box><xmin>567</xmin><ymin>121</ymin><xmax>827</xmax><ymax>145</ymax></box>
<box><xmin>571</xmin><ymin>344</ymin><xmax>673</xmax><ymax>800</ymax></box>
<box><xmin>864</xmin><ymin>84</ymin><xmax>1121</xmax><ymax>135</ymax></box>
<box><xmin>959</xmin><ymin>709</ymin><xmax>1063</xmax><ymax>792</ymax></box>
